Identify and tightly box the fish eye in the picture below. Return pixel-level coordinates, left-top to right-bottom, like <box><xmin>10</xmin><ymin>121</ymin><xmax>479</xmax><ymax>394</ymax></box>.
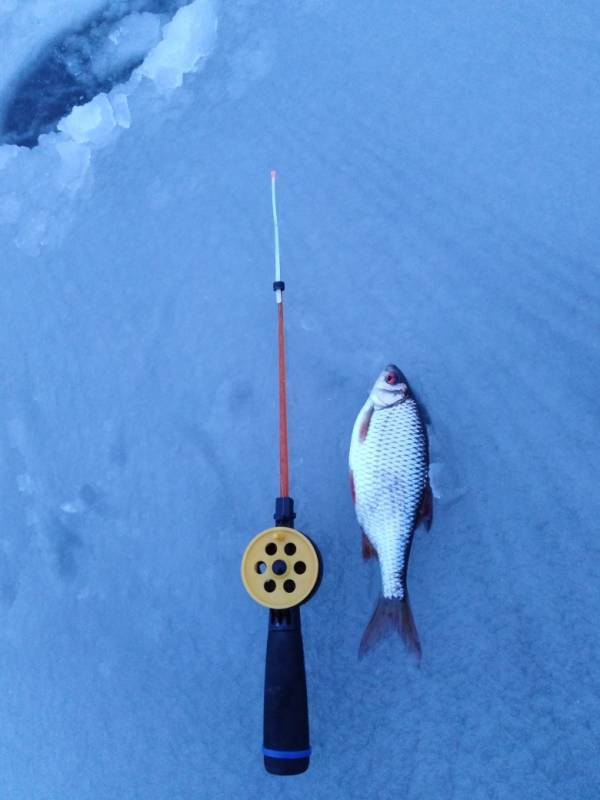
<box><xmin>385</xmin><ymin>372</ymin><xmax>397</xmax><ymax>385</ymax></box>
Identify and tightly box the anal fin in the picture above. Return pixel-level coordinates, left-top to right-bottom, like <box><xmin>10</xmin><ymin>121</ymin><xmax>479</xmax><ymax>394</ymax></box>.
<box><xmin>362</xmin><ymin>530</ymin><xmax>377</xmax><ymax>560</ymax></box>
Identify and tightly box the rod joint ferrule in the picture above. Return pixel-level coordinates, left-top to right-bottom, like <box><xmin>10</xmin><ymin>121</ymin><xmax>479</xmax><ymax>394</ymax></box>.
<box><xmin>273</xmin><ymin>281</ymin><xmax>285</xmax><ymax>292</ymax></box>
<box><xmin>274</xmin><ymin>496</ymin><xmax>296</xmax><ymax>527</ymax></box>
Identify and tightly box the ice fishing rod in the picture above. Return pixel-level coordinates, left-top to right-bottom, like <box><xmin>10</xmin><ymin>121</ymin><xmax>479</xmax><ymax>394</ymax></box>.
<box><xmin>241</xmin><ymin>171</ymin><xmax>322</xmax><ymax>776</ymax></box>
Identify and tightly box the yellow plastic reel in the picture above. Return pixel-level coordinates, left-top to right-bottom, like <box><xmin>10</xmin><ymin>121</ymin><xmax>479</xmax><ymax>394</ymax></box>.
<box><xmin>241</xmin><ymin>527</ymin><xmax>320</xmax><ymax>609</ymax></box>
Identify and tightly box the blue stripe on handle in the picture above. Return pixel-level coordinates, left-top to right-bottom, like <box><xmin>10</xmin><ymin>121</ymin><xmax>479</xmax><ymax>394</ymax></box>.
<box><xmin>263</xmin><ymin>747</ymin><xmax>312</xmax><ymax>760</ymax></box>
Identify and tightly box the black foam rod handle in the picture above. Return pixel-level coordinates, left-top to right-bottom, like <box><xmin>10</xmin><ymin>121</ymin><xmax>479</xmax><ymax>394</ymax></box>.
<box><xmin>263</xmin><ymin>605</ymin><xmax>310</xmax><ymax>775</ymax></box>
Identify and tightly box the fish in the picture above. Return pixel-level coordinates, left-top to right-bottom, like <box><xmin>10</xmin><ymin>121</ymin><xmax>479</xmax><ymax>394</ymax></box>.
<box><xmin>349</xmin><ymin>363</ymin><xmax>432</xmax><ymax>659</ymax></box>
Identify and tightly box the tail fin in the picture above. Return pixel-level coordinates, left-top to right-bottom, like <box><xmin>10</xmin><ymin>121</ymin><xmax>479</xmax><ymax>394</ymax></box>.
<box><xmin>358</xmin><ymin>596</ymin><xmax>421</xmax><ymax>661</ymax></box>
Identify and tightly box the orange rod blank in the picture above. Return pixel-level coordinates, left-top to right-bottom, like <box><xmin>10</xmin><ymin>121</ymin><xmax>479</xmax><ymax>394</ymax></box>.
<box><xmin>271</xmin><ymin>170</ymin><xmax>290</xmax><ymax>497</ymax></box>
<box><xmin>277</xmin><ymin>301</ymin><xmax>290</xmax><ymax>496</ymax></box>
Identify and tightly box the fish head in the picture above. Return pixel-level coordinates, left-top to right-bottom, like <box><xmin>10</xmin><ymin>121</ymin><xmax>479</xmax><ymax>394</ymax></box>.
<box><xmin>370</xmin><ymin>363</ymin><xmax>409</xmax><ymax>409</ymax></box>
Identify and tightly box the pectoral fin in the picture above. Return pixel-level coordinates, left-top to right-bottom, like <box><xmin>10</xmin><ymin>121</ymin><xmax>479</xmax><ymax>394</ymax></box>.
<box><xmin>349</xmin><ymin>470</ymin><xmax>356</xmax><ymax>504</ymax></box>
<box><xmin>359</xmin><ymin>406</ymin><xmax>374</xmax><ymax>442</ymax></box>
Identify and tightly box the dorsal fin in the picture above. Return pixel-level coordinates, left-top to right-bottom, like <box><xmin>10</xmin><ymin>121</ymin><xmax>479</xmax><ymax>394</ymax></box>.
<box><xmin>417</xmin><ymin>481</ymin><xmax>433</xmax><ymax>531</ymax></box>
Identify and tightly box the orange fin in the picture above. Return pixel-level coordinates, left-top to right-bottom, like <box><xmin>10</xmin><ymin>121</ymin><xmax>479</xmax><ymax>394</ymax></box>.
<box><xmin>359</xmin><ymin>406</ymin><xmax>373</xmax><ymax>442</ymax></box>
<box><xmin>349</xmin><ymin>471</ymin><xmax>356</xmax><ymax>504</ymax></box>
<box><xmin>417</xmin><ymin>481</ymin><xmax>433</xmax><ymax>531</ymax></box>
<box><xmin>361</xmin><ymin>530</ymin><xmax>377</xmax><ymax>560</ymax></box>
<box><xmin>358</xmin><ymin>595</ymin><xmax>421</xmax><ymax>661</ymax></box>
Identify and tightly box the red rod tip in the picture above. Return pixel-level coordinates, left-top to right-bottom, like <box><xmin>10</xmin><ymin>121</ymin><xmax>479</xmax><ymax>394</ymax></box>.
<box><xmin>271</xmin><ymin>170</ymin><xmax>278</xmax><ymax>179</ymax></box>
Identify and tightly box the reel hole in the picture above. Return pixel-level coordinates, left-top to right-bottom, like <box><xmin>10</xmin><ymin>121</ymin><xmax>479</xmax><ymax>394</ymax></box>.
<box><xmin>255</xmin><ymin>561</ymin><xmax>267</xmax><ymax>574</ymax></box>
<box><xmin>294</xmin><ymin>561</ymin><xmax>306</xmax><ymax>575</ymax></box>
<box><xmin>264</xmin><ymin>580</ymin><xmax>276</xmax><ymax>593</ymax></box>
<box><xmin>265</xmin><ymin>543</ymin><xmax>277</xmax><ymax>556</ymax></box>
<box><xmin>284</xmin><ymin>543</ymin><xmax>296</xmax><ymax>556</ymax></box>
<box><xmin>283</xmin><ymin>579</ymin><xmax>296</xmax><ymax>593</ymax></box>
<box><xmin>272</xmin><ymin>559</ymin><xmax>287</xmax><ymax>576</ymax></box>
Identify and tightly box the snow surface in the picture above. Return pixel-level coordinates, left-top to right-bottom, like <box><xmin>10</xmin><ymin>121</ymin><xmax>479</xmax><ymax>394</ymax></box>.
<box><xmin>0</xmin><ymin>1</ymin><xmax>599</xmax><ymax>798</ymax></box>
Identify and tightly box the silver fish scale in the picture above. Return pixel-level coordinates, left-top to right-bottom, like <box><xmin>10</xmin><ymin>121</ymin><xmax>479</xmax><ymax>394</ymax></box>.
<box><xmin>351</xmin><ymin>398</ymin><xmax>427</xmax><ymax>599</ymax></box>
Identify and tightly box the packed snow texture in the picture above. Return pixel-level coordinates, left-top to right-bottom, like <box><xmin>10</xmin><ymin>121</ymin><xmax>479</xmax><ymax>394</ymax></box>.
<box><xmin>0</xmin><ymin>1</ymin><xmax>599</xmax><ymax>799</ymax></box>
